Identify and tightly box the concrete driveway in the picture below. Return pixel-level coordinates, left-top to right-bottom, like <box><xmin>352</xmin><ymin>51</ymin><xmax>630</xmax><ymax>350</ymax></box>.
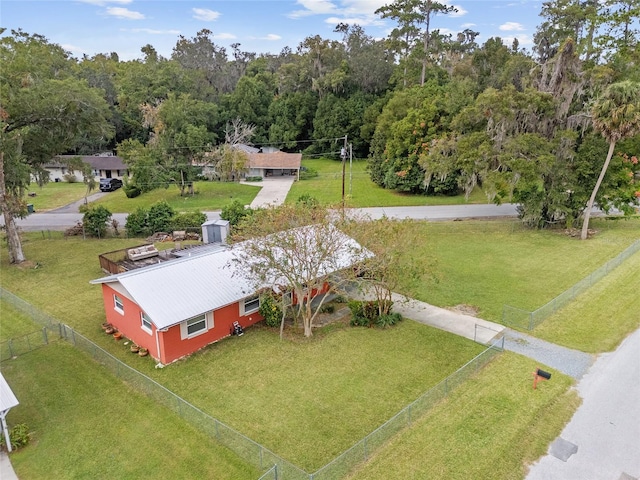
<box><xmin>242</xmin><ymin>176</ymin><xmax>295</xmax><ymax>208</ymax></box>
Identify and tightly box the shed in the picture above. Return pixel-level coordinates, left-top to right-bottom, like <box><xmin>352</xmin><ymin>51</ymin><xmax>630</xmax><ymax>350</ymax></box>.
<box><xmin>0</xmin><ymin>373</ymin><xmax>19</xmax><ymax>452</ymax></box>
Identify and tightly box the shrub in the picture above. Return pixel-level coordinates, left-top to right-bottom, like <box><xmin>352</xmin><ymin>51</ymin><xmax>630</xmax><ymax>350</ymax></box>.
<box><xmin>221</xmin><ymin>199</ymin><xmax>252</xmax><ymax>226</ymax></box>
<box><xmin>299</xmin><ymin>167</ymin><xmax>318</xmax><ymax>180</ymax></box>
<box><xmin>297</xmin><ymin>194</ymin><xmax>319</xmax><ymax>207</ymax></box>
<box><xmin>125</xmin><ymin>207</ymin><xmax>150</xmax><ymax>237</ymax></box>
<box><xmin>172</xmin><ymin>211</ymin><xmax>207</xmax><ymax>231</ymax></box>
<box><xmin>83</xmin><ymin>205</ymin><xmax>112</xmax><ymax>238</ymax></box>
<box><xmin>319</xmin><ymin>303</ymin><xmax>335</xmax><ymax>314</ymax></box>
<box><xmin>147</xmin><ymin>201</ymin><xmax>175</xmax><ymax>234</ymax></box>
<box><xmin>245</xmin><ymin>176</ymin><xmax>263</xmax><ymax>182</ymax></box>
<box><xmin>63</xmin><ymin>173</ymin><xmax>78</xmax><ymax>183</ymax></box>
<box><xmin>123</xmin><ymin>181</ymin><xmax>141</xmax><ymax>198</ymax></box>
<box><xmin>376</xmin><ymin>312</ymin><xmax>403</xmax><ymax>328</ymax></box>
<box><xmin>0</xmin><ymin>423</ymin><xmax>31</xmax><ymax>451</ymax></box>
<box><xmin>259</xmin><ymin>293</ymin><xmax>282</xmax><ymax>328</ymax></box>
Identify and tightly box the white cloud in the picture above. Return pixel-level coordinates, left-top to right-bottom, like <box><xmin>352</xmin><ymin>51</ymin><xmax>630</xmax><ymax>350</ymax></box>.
<box><xmin>130</xmin><ymin>28</ymin><xmax>181</xmax><ymax>35</ymax></box>
<box><xmin>61</xmin><ymin>43</ymin><xmax>87</xmax><ymax>55</ymax></box>
<box><xmin>106</xmin><ymin>7</ymin><xmax>144</xmax><ymax>20</ymax></box>
<box><xmin>449</xmin><ymin>5</ymin><xmax>468</xmax><ymax>17</ymax></box>
<box><xmin>213</xmin><ymin>33</ymin><xmax>237</xmax><ymax>40</ymax></box>
<box><xmin>79</xmin><ymin>0</ymin><xmax>131</xmax><ymax>5</ymax></box>
<box><xmin>289</xmin><ymin>0</ymin><xmax>338</xmax><ymax>18</ymax></box>
<box><xmin>250</xmin><ymin>34</ymin><xmax>283</xmax><ymax>41</ymax></box>
<box><xmin>500</xmin><ymin>33</ymin><xmax>533</xmax><ymax>46</ymax></box>
<box><xmin>192</xmin><ymin>8</ymin><xmax>221</xmax><ymax>22</ymax></box>
<box><xmin>323</xmin><ymin>15</ymin><xmax>383</xmax><ymax>27</ymax></box>
<box><xmin>499</xmin><ymin>22</ymin><xmax>525</xmax><ymax>31</ymax></box>
<box><xmin>461</xmin><ymin>22</ymin><xmax>476</xmax><ymax>28</ymax></box>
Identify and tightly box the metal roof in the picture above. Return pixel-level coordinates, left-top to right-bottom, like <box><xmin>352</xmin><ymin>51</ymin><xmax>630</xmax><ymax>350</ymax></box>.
<box><xmin>0</xmin><ymin>372</ymin><xmax>19</xmax><ymax>414</ymax></box>
<box><xmin>91</xmin><ymin>226</ymin><xmax>372</xmax><ymax>330</ymax></box>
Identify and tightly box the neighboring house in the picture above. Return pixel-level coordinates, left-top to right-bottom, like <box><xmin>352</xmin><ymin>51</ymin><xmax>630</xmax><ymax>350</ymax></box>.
<box><xmin>245</xmin><ymin>151</ymin><xmax>302</xmax><ymax>179</ymax></box>
<box><xmin>42</xmin><ymin>154</ymin><xmax>127</xmax><ymax>182</ymax></box>
<box><xmin>91</xmin><ymin>226</ymin><xmax>369</xmax><ymax>365</ymax></box>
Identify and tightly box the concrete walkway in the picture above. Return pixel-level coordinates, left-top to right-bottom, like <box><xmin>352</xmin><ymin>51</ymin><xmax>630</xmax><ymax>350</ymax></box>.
<box><xmin>0</xmin><ymin>451</ymin><xmax>18</xmax><ymax>480</ymax></box>
<box><xmin>503</xmin><ymin>330</ymin><xmax>595</xmax><ymax>380</ymax></box>
<box><xmin>242</xmin><ymin>176</ymin><xmax>295</xmax><ymax>209</ymax></box>
<box><xmin>526</xmin><ymin>328</ymin><xmax>640</xmax><ymax>480</ymax></box>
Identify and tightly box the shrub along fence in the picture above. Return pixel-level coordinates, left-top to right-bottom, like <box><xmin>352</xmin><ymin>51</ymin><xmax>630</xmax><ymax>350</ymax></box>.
<box><xmin>502</xmin><ymin>239</ymin><xmax>640</xmax><ymax>330</ymax></box>
<box><xmin>1</xmin><ymin>286</ymin><xmax>504</xmax><ymax>479</ymax></box>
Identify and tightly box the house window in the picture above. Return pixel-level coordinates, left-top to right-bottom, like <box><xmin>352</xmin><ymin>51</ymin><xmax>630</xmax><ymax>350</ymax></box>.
<box><xmin>141</xmin><ymin>312</ymin><xmax>153</xmax><ymax>333</ymax></box>
<box><xmin>114</xmin><ymin>294</ymin><xmax>124</xmax><ymax>314</ymax></box>
<box><xmin>242</xmin><ymin>295</ymin><xmax>260</xmax><ymax>315</ymax></box>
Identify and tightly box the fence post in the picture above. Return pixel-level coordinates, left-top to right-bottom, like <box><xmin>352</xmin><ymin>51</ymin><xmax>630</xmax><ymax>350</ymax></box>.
<box><xmin>528</xmin><ymin>312</ymin><xmax>534</xmax><ymax>330</ymax></box>
<box><xmin>364</xmin><ymin>437</ymin><xmax>368</xmax><ymax>460</ymax></box>
<box><xmin>8</xmin><ymin>339</ymin><xmax>14</xmax><ymax>358</ymax></box>
<box><xmin>71</xmin><ymin>328</ymin><xmax>76</xmax><ymax>345</ymax></box>
<box><xmin>42</xmin><ymin>326</ymin><xmax>48</xmax><ymax>345</ymax></box>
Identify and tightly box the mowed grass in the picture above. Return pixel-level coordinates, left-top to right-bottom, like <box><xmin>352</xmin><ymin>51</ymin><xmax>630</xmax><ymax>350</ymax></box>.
<box><xmin>2</xmin><ymin>343</ymin><xmax>259</xmax><ymax>479</ymax></box>
<box><xmin>288</xmin><ymin>158</ymin><xmax>487</xmax><ymax>207</ymax></box>
<box><xmin>150</xmin><ymin>321</ymin><xmax>484</xmax><ymax>470</ymax></box>
<box><xmin>0</xmin><ymin>300</ymin><xmax>39</xmax><ymax>341</ymax></box>
<box><xmin>394</xmin><ymin>218</ymin><xmax>640</xmax><ymax>322</ymax></box>
<box><xmin>533</xmin><ymin>248</ymin><xmax>640</xmax><ymax>353</ymax></box>
<box><xmin>92</xmin><ymin>181</ymin><xmax>260</xmax><ymax>213</ymax></box>
<box><xmin>346</xmin><ymin>352</ymin><xmax>580</xmax><ymax>480</ymax></box>
<box><xmin>23</xmin><ymin>182</ymin><xmax>87</xmax><ymax>212</ymax></box>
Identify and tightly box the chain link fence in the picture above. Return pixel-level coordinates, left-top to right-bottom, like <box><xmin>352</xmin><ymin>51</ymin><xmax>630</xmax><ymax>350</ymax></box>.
<box><xmin>2</xmin><ymin>286</ymin><xmax>504</xmax><ymax>479</ymax></box>
<box><xmin>502</xmin><ymin>239</ymin><xmax>640</xmax><ymax>330</ymax></box>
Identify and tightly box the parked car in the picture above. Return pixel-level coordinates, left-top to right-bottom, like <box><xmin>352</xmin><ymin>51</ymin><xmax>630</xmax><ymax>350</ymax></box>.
<box><xmin>99</xmin><ymin>178</ymin><xmax>123</xmax><ymax>192</ymax></box>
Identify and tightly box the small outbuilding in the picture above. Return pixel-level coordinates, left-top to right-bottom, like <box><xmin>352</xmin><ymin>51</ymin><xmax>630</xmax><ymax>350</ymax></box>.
<box><xmin>0</xmin><ymin>372</ymin><xmax>19</xmax><ymax>452</ymax></box>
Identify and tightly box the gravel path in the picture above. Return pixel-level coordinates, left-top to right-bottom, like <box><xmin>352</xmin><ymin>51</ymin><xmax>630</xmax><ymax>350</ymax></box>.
<box><xmin>503</xmin><ymin>329</ymin><xmax>595</xmax><ymax>379</ymax></box>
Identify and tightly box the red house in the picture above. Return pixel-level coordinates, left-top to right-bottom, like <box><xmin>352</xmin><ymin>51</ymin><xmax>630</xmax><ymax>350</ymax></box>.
<box><xmin>91</xmin><ymin>245</ymin><xmax>267</xmax><ymax>365</ymax></box>
<box><xmin>91</xmin><ymin>226</ymin><xmax>371</xmax><ymax>365</ymax></box>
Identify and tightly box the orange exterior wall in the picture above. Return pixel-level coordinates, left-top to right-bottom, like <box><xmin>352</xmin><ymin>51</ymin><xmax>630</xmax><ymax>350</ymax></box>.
<box><xmin>100</xmin><ymin>284</ymin><xmax>263</xmax><ymax>365</ymax></box>
<box><xmin>100</xmin><ymin>284</ymin><xmax>159</xmax><ymax>359</ymax></box>
<box><xmin>158</xmin><ymin>302</ymin><xmax>263</xmax><ymax>364</ymax></box>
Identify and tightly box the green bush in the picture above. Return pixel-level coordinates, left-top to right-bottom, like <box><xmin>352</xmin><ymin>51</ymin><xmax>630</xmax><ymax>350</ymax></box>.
<box><xmin>125</xmin><ymin>207</ymin><xmax>150</xmax><ymax>237</ymax></box>
<box><xmin>299</xmin><ymin>167</ymin><xmax>318</xmax><ymax>180</ymax></box>
<box><xmin>297</xmin><ymin>194</ymin><xmax>319</xmax><ymax>207</ymax></box>
<box><xmin>349</xmin><ymin>300</ymin><xmax>399</xmax><ymax>328</ymax></box>
<box><xmin>123</xmin><ymin>180</ymin><xmax>141</xmax><ymax>198</ymax></box>
<box><xmin>376</xmin><ymin>312</ymin><xmax>403</xmax><ymax>328</ymax></box>
<box><xmin>172</xmin><ymin>211</ymin><xmax>207</xmax><ymax>230</ymax></box>
<box><xmin>147</xmin><ymin>201</ymin><xmax>175</xmax><ymax>234</ymax></box>
<box><xmin>0</xmin><ymin>423</ymin><xmax>31</xmax><ymax>451</ymax></box>
<box><xmin>83</xmin><ymin>205</ymin><xmax>112</xmax><ymax>238</ymax></box>
<box><xmin>245</xmin><ymin>176</ymin><xmax>263</xmax><ymax>182</ymax></box>
<box><xmin>63</xmin><ymin>173</ymin><xmax>78</xmax><ymax>183</ymax></box>
<box><xmin>259</xmin><ymin>293</ymin><xmax>282</xmax><ymax>328</ymax></box>
<box><xmin>319</xmin><ymin>303</ymin><xmax>335</xmax><ymax>314</ymax></box>
<box><xmin>221</xmin><ymin>199</ymin><xmax>253</xmax><ymax>226</ymax></box>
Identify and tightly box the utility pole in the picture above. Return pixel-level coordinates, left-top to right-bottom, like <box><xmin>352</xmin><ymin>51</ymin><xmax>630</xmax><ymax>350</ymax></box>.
<box><xmin>349</xmin><ymin>143</ymin><xmax>353</xmax><ymax>196</ymax></box>
<box><xmin>341</xmin><ymin>135</ymin><xmax>347</xmax><ymax>206</ymax></box>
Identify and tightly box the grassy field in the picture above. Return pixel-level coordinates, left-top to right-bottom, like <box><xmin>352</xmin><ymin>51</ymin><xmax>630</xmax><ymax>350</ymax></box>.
<box><xmin>23</xmin><ymin>182</ymin><xmax>88</xmax><ymax>212</ymax></box>
<box><xmin>0</xmin><ymin>300</ymin><xmax>39</xmax><ymax>340</ymax></box>
<box><xmin>2</xmin><ymin>343</ymin><xmax>259</xmax><ymax>479</ymax></box>
<box><xmin>1</xmin><ymin>217</ymin><xmax>638</xmax><ymax>474</ymax></box>
<box><xmin>91</xmin><ymin>181</ymin><xmax>260</xmax><ymax>213</ymax></box>
<box><xmin>287</xmin><ymin>158</ymin><xmax>488</xmax><ymax>207</ymax></box>
<box><xmin>533</xmin><ymin>248</ymin><xmax>640</xmax><ymax>353</ymax></box>
<box><xmin>346</xmin><ymin>352</ymin><xmax>580</xmax><ymax>480</ymax></box>
<box><xmin>389</xmin><ymin>218</ymin><xmax>640</xmax><ymax>322</ymax></box>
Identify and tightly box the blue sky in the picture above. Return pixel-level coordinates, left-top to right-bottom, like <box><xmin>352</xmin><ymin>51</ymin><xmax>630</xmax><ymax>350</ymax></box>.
<box><xmin>1</xmin><ymin>0</ymin><xmax>543</xmax><ymax>60</ymax></box>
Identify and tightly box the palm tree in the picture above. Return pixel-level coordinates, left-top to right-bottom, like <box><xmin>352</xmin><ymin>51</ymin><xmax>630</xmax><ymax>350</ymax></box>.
<box><xmin>581</xmin><ymin>81</ymin><xmax>640</xmax><ymax>240</ymax></box>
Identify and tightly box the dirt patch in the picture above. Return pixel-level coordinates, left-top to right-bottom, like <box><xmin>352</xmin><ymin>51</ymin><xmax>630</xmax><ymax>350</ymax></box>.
<box><xmin>448</xmin><ymin>304</ymin><xmax>480</xmax><ymax>317</ymax></box>
<box><xmin>563</xmin><ymin>228</ymin><xmax>596</xmax><ymax>238</ymax></box>
<box><xmin>16</xmin><ymin>260</ymin><xmax>40</xmax><ymax>270</ymax></box>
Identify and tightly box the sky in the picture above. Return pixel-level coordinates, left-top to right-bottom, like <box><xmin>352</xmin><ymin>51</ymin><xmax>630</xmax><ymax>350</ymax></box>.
<box><xmin>0</xmin><ymin>0</ymin><xmax>544</xmax><ymax>61</ymax></box>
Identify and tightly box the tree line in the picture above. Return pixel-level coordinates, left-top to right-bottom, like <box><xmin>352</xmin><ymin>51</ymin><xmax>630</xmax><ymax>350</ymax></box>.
<box><xmin>1</xmin><ymin>0</ymin><xmax>640</xmax><ymax>262</ymax></box>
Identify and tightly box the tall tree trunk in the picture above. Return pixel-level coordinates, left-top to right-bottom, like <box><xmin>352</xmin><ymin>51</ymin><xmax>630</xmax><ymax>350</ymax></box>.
<box><xmin>581</xmin><ymin>141</ymin><xmax>616</xmax><ymax>240</ymax></box>
<box><xmin>0</xmin><ymin>152</ymin><xmax>26</xmax><ymax>263</ymax></box>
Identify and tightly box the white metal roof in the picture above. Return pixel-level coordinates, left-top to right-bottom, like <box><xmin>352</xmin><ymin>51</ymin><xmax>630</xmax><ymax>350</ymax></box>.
<box><xmin>91</xmin><ymin>226</ymin><xmax>372</xmax><ymax>330</ymax></box>
<box><xmin>0</xmin><ymin>372</ymin><xmax>19</xmax><ymax>413</ymax></box>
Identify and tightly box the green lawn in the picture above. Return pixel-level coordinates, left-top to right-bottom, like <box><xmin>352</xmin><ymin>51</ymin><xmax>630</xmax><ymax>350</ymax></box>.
<box><xmin>288</xmin><ymin>158</ymin><xmax>487</xmax><ymax>207</ymax></box>
<box><xmin>390</xmin><ymin>217</ymin><xmax>640</xmax><ymax>322</ymax></box>
<box><xmin>2</xmin><ymin>343</ymin><xmax>258</xmax><ymax>479</ymax></box>
<box><xmin>347</xmin><ymin>352</ymin><xmax>580</xmax><ymax>480</ymax></box>
<box><xmin>23</xmin><ymin>182</ymin><xmax>87</xmax><ymax>212</ymax></box>
<box><xmin>92</xmin><ymin>181</ymin><xmax>261</xmax><ymax>213</ymax></box>
<box><xmin>2</xmin><ymin>218</ymin><xmax>638</xmax><ymax>473</ymax></box>
<box><xmin>533</xmin><ymin>248</ymin><xmax>640</xmax><ymax>353</ymax></box>
<box><xmin>0</xmin><ymin>300</ymin><xmax>39</xmax><ymax>341</ymax></box>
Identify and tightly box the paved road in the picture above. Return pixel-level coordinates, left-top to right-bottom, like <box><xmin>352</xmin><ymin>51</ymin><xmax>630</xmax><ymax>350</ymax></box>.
<box><xmin>526</xmin><ymin>328</ymin><xmax>640</xmax><ymax>480</ymax></box>
<box><xmin>2</xmin><ymin>203</ymin><xmax>521</xmax><ymax>231</ymax></box>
